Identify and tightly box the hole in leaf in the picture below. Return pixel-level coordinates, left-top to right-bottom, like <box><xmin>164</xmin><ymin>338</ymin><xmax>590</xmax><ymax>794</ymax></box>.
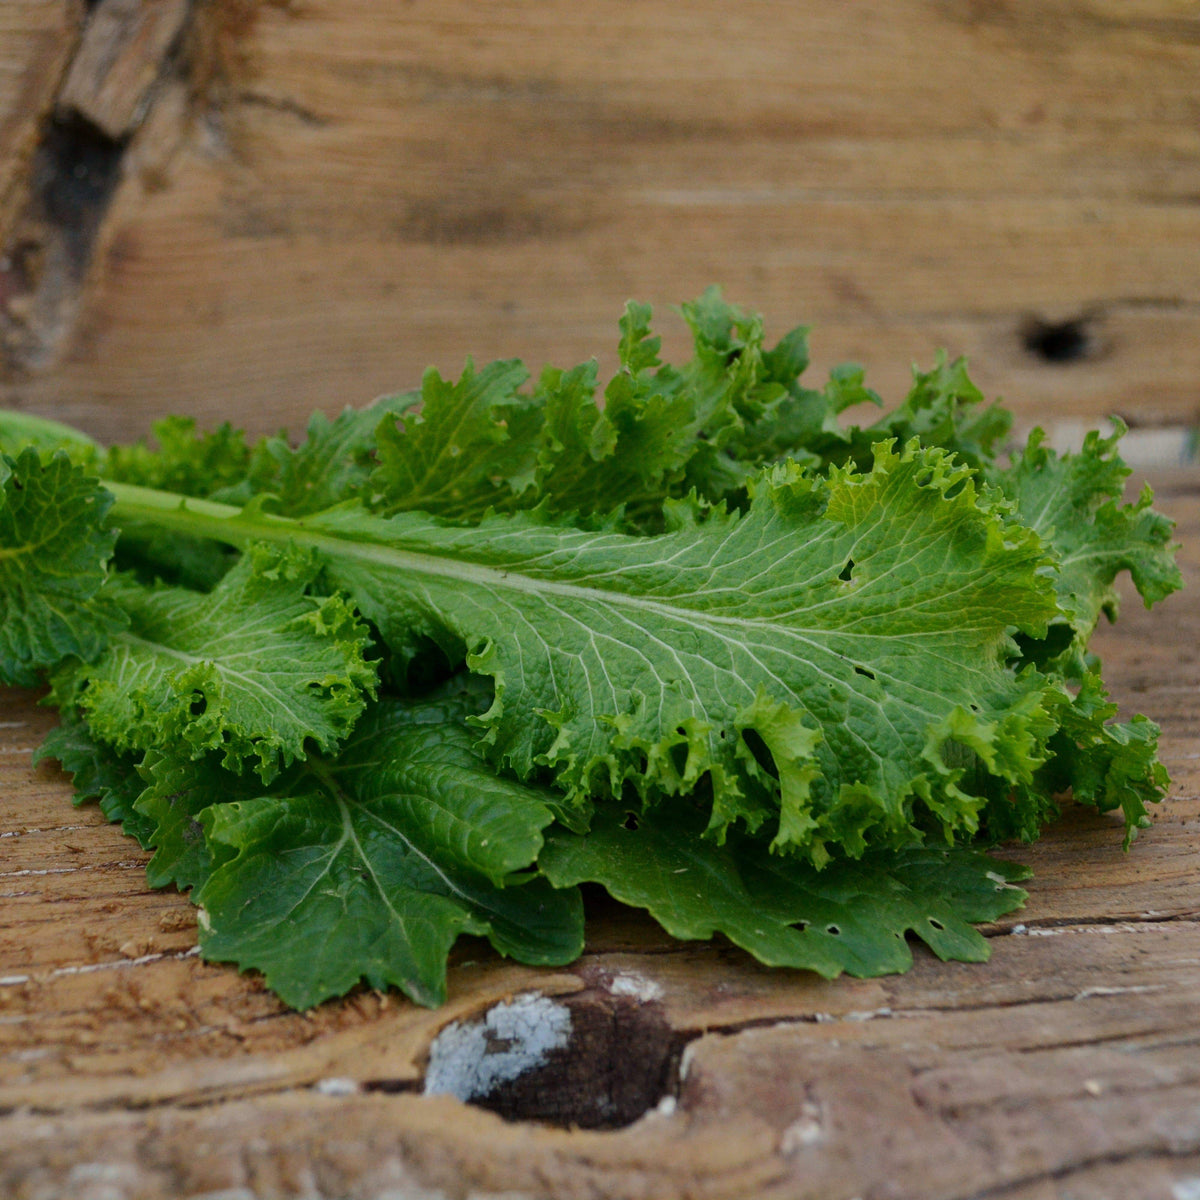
<box><xmin>189</xmin><ymin>692</ymin><xmax>207</xmax><ymax>717</ymax></box>
<box><xmin>1022</xmin><ymin>316</ymin><xmax>1094</xmax><ymax>364</ymax></box>
<box><xmin>740</xmin><ymin>728</ymin><xmax>778</xmax><ymax>780</ymax></box>
<box><xmin>403</xmin><ymin>637</ymin><xmax>463</xmax><ymax>694</ymax></box>
<box><xmin>928</xmin><ymin>918</ymin><xmax>946</xmax><ymax>931</ymax></box>
<box><xmin>853</xmin><ymin>666</ymin><xmax>876</xmax><ymax>681</ymax></box>
<box><xmin>421</xmin><ymin>985</ymin><xmax>684</xmax><ymax>1130</ymax></box>
<box><xmin>826</xmin><ymin>924</ymin><xmax>841</xmax><ymax>936</ymax></box>
<box><xmin>621</xmin><ymin>811</ymin><xmax>640</xmax><ymax>832</ymax></box>
<box><xmin>838</xmin><ymin>559</ymin><xmax>854</xmax><ymax>582</ymax></box>
<box><xmin>1012</xmin><ymin>622</ymin><xmax>1076</xmax><ymax>668</ymax></box>
<box><xmin>669</xmin><ymin>738</ymin><xmax>690</xmax><ymax>778</ymax></box>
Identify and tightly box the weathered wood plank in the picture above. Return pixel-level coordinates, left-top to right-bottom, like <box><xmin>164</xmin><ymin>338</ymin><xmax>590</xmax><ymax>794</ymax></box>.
<box><xmin>2</xmin><ymin>0</ymin><xmax>1199</xmax><ymax>439</ymax></box>
<box><xmin>0</xmin><ymin>1</ymin><xmax>79</xmax><ymax>241</ymax></box>
<box><xmin>58</xmin><ymin>0</ymin><xmax>190</xmax><ymax>141</ymax></box>
<box><xmin>0</xmin><ymin>485</ymin><xmax>1196</xmax><ymax>1198</ymax></box>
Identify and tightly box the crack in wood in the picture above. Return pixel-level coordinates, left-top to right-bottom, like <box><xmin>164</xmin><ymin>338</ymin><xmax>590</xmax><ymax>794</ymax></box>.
<box><xmin>955</xmin><ymin>1146</ymin><xmax>1200</xmax><ymax>1200</ymax></box>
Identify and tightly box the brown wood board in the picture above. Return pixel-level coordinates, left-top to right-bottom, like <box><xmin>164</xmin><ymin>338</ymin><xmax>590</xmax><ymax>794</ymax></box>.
<box><xmin>1</xmin><ymin>1</ymin><xmax>1199</xmax><ymax>441</ymax></box>
<box><xmin>1</xmin><ymin>477</ymin><xmax>1197</xmax><ymax>1199</ymax></box>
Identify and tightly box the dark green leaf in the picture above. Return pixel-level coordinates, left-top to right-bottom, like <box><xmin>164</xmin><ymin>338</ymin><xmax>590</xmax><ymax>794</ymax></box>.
<box><xmin>0</xmin><ymin>449</ymin><xmax>125</xmax><ymax>686</ymax></box>
<box><xmin>541</xmin><ymin>802</ymin><xmax>1029</xmax><ymax>975</ymax></box>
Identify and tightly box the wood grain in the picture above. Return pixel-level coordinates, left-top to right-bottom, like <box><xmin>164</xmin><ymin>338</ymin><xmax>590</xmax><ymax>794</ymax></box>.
<box><xmin>1</xmin><ymin>0</ymin><xmax>1198</xmax><ymax>441</ymax></box>
<box><xmin>58</xmin><ymin>0</ymin><xmax>190</xmax><ymax>141</ymax></box>
<box><xmin>0</xmin><ymin>1</ymin><xmax>78</xmax><ymax>246</ymax></box>
<box><xmin>1</xmin><ymin>480</ymin><xmax>1197</xmax><ymax>1199</ymax></box>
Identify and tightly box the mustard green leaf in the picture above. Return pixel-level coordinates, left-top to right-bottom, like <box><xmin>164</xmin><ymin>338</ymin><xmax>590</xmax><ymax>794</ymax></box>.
<box><xmin>992</xmin><ymin>424</ymin><xmax>1181</xmax><ymax>663</ymax></box>
<box><xmin>0</xmin><ymin>449</ymin><xmax>125</xmax><ymax>686</ymax></box>
<box><xmin>51</xmin><ymin>544</ymin><xmax>377</xmax><ymax>779</ymax></box>
<box><xmin>35</xmin><ymin>710</ymin><xmax>154</xmax><ymax>848</ymax></box>
<box><xmin>370</xmin><ymin>358</ymin><xmax>536</xmax><ymax>521</ymax></box>
<box><xmin>193</xmin><ymin>696</ymin><xmax>584</xmax><ymax>1008</ymax></box>
<box><xmin>540</xmin><ymin>802</ymin><xmax>1029</xmax><ymax>976</ymax></box>
<box><xmin>224</xmin><ymin>394</ymin><xmax>418</xmax><ymax>515</ymax></box>
<box><xmin>299</xmin><ymin>440</ymin><xmax>1061</xmax><ymax>864</ymax></box>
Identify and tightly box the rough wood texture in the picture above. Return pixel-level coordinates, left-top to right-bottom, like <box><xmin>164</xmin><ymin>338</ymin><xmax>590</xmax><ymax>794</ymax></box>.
<box><xmin>58</xmin><ymin>0</ymin><xmax>191</xmax><ymax>141</ymax></box>
<box><xmin>1</xmin><ymin>1</ymin><xmax>1199</xmax><ymax>441</ymax></box>
<box><xmin>1</xmin><ymin>480</ymin><xmax>1197</xmax><ymax>1199</ymax></box>
<box><xmin>0</xmin><ymin>1</ymin><xmax>79</xmax><ymax>240</ymax></box>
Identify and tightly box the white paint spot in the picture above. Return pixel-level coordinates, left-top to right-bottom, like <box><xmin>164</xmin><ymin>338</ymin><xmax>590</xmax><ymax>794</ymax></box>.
<box><xmin>985</xmin><ymin>871</ymin><xmax>1023</xmax><ymax>891</ymax></box>
<box><xmin>1083</xmin><ymin>1079</ymin><xmax>1103</xmax><ymax>1097</ymax></box>
<box><xmin>1010</xmin><ymin>924</ymin><xmax>1028</xmax><ymax>935</ymax></box>
<box><xmin>65</xmin><ymin>1160</ymin><xmax>144</xmax><ymax>1198</ymax></box>
<box><xmin>1074</xmin><ymin>984</ymin><xmax>1162</xmax><ymax>1001</ymax></box>
<box><xmin>1172</xmin><ymin>1178</ymin><xmax>1200</xmax><ymax>1200</ymax></box>
<box><xmin>314</xmin><ymin>1077</ymin><xmax>359</xmax><ymax>1097</ymax></box>
<box><xmin>607</xmin><ymin>971</ymin><xmax>663</xmax><ymax>1002</ymax></box>
<box><xmin>846</xmin><ymin>1007</ymin><xmax>892</xmax><ymax>1022</ymax></box>
<box><xmin>424</xmin><ymin>992</ymin><xmax>572</xmax><ymax>1102</ymax></box>
<box><xmin>371</xmin><ymin>1187</ymin><xmax>452</xmax><ymax>1200</ymax></box>
<box><xmin>0</xmin><ymin>974</ymin><xmax>29</xmax><ymax>986</ymax></box>
<box><xmin>678</xmin><ymin>1042</ymin><xmax>698</xmax><ymax>1083</ymax></box>
<box><xmin>779</xmin><ymin>1100</ymin><xmax>824</xmax><ymax>1153</ymax></box>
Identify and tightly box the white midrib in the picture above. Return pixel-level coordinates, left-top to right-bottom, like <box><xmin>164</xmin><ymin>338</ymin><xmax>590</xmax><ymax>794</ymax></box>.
<box><xmin>107</xmin><ymin>483</ymin><xmax>961</xmax><ymax>645</ymax></box>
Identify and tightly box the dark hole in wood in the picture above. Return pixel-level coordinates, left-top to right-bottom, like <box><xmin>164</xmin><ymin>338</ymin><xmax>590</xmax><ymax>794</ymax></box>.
<box><xmin>34</xmin><ymin>115</ymin><xmax>126</xmax><ymax>276</ymax></box>
<box><xmin>424</xmin><ymin>987</ymin><xmax>684</xmax><ymax>1130</ymax></box>
<box><xmin>1022</xmin><ymin>316</ymin><xmax>1093</xmax><ymax>364</ymax></box>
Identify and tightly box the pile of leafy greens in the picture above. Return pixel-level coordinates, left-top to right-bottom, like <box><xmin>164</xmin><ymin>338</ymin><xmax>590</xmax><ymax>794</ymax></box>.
<box><xmin>0</xmin><ymin>290</ymin><xmax>1180</xmax><ymax>1009</ymax></box>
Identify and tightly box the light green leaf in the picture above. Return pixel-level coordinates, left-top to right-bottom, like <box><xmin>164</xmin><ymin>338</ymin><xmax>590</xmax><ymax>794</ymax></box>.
<box><xmin>0</xmin><ymin>411</ymin><xmax>100</xmax><ymax>461</ymax></box>
<box><xmin>0</xmin><ymin>449</ymin><xmax>125</xmax><ymax>686</ymax></box>
<box><xmin>540</xmin><ymin>802</ymin><xmax>1029</xmax><ymax>976</ymax></box>
<box><xmin>992</xmin><ymin>424</ymin><xmax>1181</xmax><ymax>663</ymax></box>
<box><xmin>223</xmin><ymin>394</ymin><xmax>417</xmax><ymax>515</ymax></box>
<box><xmin>1036</xmin><ymin>671</ymin><xmax>1169</xmax><ymax>845</ymax></box>
<box><xmin>304</xmin><ymin>439</ymin><xmax>1060</xmax><ymax>863</ymax></box>
<box><xmin>370</xmin><ymin>358</ymin><xmax>537</xmax><ymax>520</ymax></box>
<box><xmin>52</xmin><ymin>544</ymin><xmax>377</xmax><ymax>779</ymax></box>
<box><xmin>859</xmin><ymin>353</ymin><xmax>1011</xmax><ymax>474</ymax></box>
<box><xmin>103</xmin><ymin>416</ymin><xmax>253</xmax><ymax>498</ymax></box>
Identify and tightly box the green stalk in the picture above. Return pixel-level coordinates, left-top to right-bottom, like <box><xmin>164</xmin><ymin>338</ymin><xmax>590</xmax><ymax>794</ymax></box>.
<box><xmin>0</xmin><ymin>410</ymin><xmax>102</xmax><ymax>455</ymax></box>
<box><xmin>106</xmin><ymin>481</ymin><xmax>281</xmax><ymax>544</ymax></box>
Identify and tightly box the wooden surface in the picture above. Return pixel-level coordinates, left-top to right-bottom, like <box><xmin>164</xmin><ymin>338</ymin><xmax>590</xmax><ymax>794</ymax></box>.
<box><xmin>1</xmin><ymin>478</ymin><xmax>1197</xmax><ymax>1199</ymax></box>
<box><xmin>1</xmin><ymin>1</ymin><xmax>1199</xmax><ymax>441</ymax></box>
